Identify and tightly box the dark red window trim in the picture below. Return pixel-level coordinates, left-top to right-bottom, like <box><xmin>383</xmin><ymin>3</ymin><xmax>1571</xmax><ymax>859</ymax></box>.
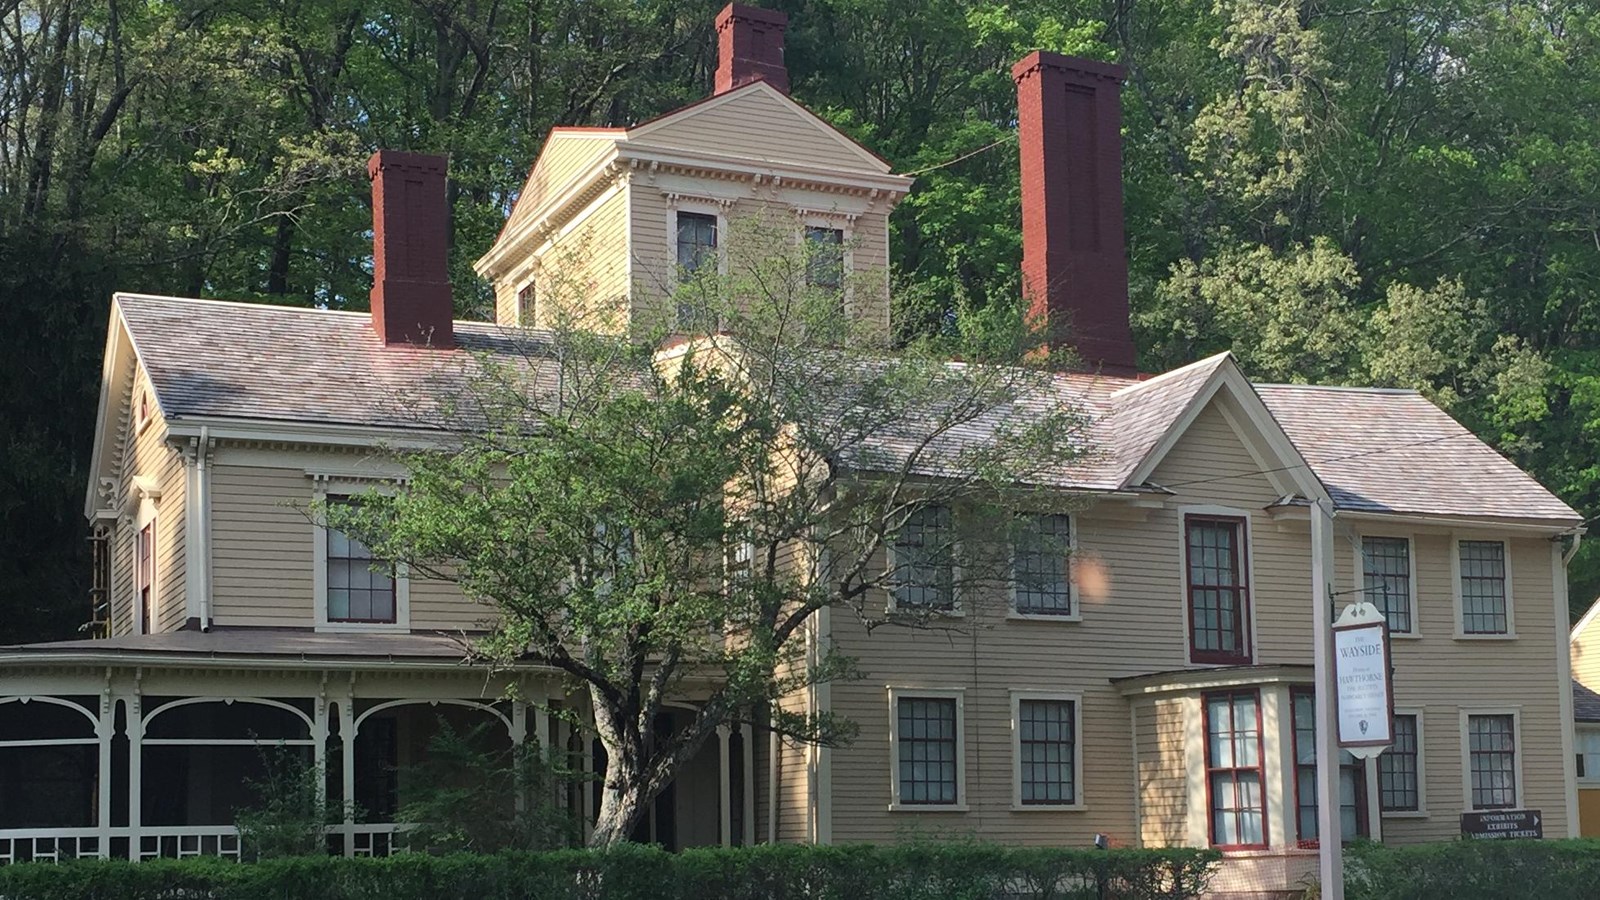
<box><xmin>1203</xmin><ymin>688</ymin><xmax>1269</xmax><ymax>851</ymax></box>
<box><xmin>1186</xmin><ymin>515</ymin><xmax>1251</xmax><ymax>665</ymax></box>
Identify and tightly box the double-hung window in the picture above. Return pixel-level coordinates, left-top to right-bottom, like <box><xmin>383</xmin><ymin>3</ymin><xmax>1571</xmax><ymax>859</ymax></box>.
<box><xmin>1290</xmin><ymin>688</ymin><xmax>1369</xmax><ymax>844</ymax></box>
<box><xmin>1204</xmin><ymin>690</ymin><xmax>1266</xmax><ymax>849</ymax></box>
<box><xmin>1576</xmin><ymin>729</ymin><xmax>1600</xmax><ymax>782</ymax></box>
<box><xmin>1014</xmin><ymin>514</ymin><xmax>1072</xmax><ymax>617</ymax></box>
<box><xmin>1014</xmin><ymin>695</ymin><xmax>1077</xmax><ymax>806</ymax></box>
<box><xmin>804</xmin><ymin>226</ymin><xmax>845</xmax><ymax>294</ymax></box>
<box><xmin>1467</xmin><ymin>713</ymin><xmax>1518</xmax><ymax>809</ymax></box>
<box><xmin>893</xmin><ymin>693</ymin><xmax>962</xmax><ymax>807</ymax></box>
<box><xmin>892</xmin><ymin>505</ymin><xmax>955</xmax><ymax>612</ymax></box>
<box><xmin>1362</xmin><ymin>536</ymin><xmax>1413</xmax><ymax>634</ymax></box>
<box><xmin>1459</xmin><ymin>541</ymin><xmax>1510</xmax><ymax>635</ymax></box>
<box><xmin>1186</xmin><ymin>516</ymin><xmax>1250</xmax><ymax>664</ymax></box>
<box><xmin>675</xmin><ymin>211</ymin><xmax>719</xmax><ymax>330</ymax></box>
<box><xmin>136</xmin><ymin>522</ymin><xmax>155</xmax><ymax>634</ymax></box>
<box><xmin>325</xmin><ymin>498</ymin><xmax>397</xmax><ymax>624</ymax></box>
<box><xmin>1379</xmin><ymin>714</ymin><xmax>1421</xmax><ymax>812</ymax></box>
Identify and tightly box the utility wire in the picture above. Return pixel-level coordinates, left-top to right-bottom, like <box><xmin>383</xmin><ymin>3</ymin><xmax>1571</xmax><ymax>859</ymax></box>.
<box><xmin>900</xmin><ymin>134</ymin><xmax>1017</xmax><ymax>177</ymax></box>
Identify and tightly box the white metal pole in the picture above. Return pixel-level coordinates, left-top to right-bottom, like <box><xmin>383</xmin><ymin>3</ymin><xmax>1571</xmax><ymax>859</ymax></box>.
<box><xmin>1311</xmin><ymin>499</ymin><xmax>1344</xmax><ymax>899</ymax></box>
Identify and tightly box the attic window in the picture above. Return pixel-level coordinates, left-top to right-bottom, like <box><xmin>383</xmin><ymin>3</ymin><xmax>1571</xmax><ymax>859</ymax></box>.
<box><xmin>135</xmin><ymin>388</ymin><xmax>152</xmax><ymax>433</ymax></box>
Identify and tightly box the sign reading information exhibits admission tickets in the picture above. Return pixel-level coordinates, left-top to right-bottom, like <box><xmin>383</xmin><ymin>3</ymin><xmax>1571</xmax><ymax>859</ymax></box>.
<box><xmin>1332</xmin><ymin>602</ymin><xmax>1393</xmax><ymax>753</ymax></box>
<box><xmin>1461</xmin><ymin>809</ymin><xmax>1543</xmax><ymax>840</ymax></box>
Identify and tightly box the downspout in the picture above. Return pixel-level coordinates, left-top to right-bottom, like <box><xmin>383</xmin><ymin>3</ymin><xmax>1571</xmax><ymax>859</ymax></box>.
<box><xmin>1565</xmin><ymin>532</ymin><xmax>1583</xmax><ymax>566</ymax></box>
<box><xmin>197</xmin><ymin>425</ymin><xmax>211</xmax><ymax>631</ymax></box>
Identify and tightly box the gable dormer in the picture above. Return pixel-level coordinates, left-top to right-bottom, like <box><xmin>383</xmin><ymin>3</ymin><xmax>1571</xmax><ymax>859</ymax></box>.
<box><xmin>474</xmin><ymin>4</ymin><xmax>913</xmax><ymax>339</ymax></box>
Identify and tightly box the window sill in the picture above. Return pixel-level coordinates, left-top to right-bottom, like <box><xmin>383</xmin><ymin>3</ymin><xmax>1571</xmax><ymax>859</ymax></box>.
<box><xmin>888</xmin><ymin>803</ymin><xmax>968</xmax><ymax>813</ymax></box>
<box><xmin>1454</xmin><ymin>633</ymin><xmax>1517</xmax><ymax>641</ymax></box>
<box><xmin>316</xmin><ymin>622</ymin><xmax>409</xmax><ymax>634</ymax></box>
<box><xmin>1389</xmin><ymin>632</ymin><xmax>1423</xmax><ymax>640</ymax></box>
<box><xmin>1381</xmin><ymin>810</ymin><xmax>1429</xmax><ymax>819</ymax></box>
<box><xmin>1009</xmin><ymin>803</ymin><xmax>1086</xmax><ymax>812</ymax></box>
<box><xmin>1007</xmin><ymin>612</ymin><xmax>1081</xmax><ymax>624</ymax></box>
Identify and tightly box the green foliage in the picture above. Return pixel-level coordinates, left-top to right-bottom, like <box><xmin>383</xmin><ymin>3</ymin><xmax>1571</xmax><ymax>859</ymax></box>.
<box><xmin>0</xmin><ymin>843</ymin><xmax>1220</xmax><ymax>900</ymax></box>
<box><xmin>395</xmin><ymin>722</ymin><xmax>579</xmax><ymax>853</ymax></box>
<box><xmin>1345</xmin><ymin>839</ymin><xmax>1600</xmax><ymax>899</ymax></box>
<box><xmin>234</xmin><ymin>748</ymin><xmax>329</xmax><ymax>861</ymax></box>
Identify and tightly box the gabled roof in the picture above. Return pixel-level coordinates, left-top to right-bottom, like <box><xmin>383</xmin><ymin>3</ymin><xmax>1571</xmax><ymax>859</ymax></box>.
<box><xmin>102</xmin><ymin>293</ymin><xmax>1582</xmax><ymax>529</ymax></box>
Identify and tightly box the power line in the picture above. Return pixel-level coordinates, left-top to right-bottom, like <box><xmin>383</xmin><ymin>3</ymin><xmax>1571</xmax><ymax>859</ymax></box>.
<box><xmin>900</xmin><ymin>134</ymin><xmax>1017</xmax><ymax>177</ymax></box>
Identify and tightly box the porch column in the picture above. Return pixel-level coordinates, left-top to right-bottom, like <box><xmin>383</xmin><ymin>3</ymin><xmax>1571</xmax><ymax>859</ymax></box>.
<box><xmin>340</xmin><ymin>696</ymin><xmax>356</xmax><ymax>857</ymax></box>
<box><xmin>741</xmin><ymin>723</ymin><xmax>755</xmax><ymax>846</ymax></box>
<box><xmin>717</xmin><ymin>724</ymin><xmax>732</xmax><ymax>847</ymax></box>
<box><xmin>126</xmin><ymin>691</ymin><xmax>143</xmax><ymax>861</ymax></box>
<box><xmin>510</xmin><ymin>701</ymin><xmax>528</xmax><ymax>814</ymax></box>
<box><xmin>312</xmin><ymin>692</ymin><xmax>330</xmax><ymax>815</ymax></box>
<box><xmin>96</xmin><ymin>690</ymin><xmax>114</xmax><ymax>858</ymax></box>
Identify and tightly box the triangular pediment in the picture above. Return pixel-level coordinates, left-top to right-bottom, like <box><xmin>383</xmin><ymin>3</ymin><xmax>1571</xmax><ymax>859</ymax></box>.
<box><xmin>625</xmin><ymin>81</ymin><xmax>891</xmax><ymax>175</ymax></box>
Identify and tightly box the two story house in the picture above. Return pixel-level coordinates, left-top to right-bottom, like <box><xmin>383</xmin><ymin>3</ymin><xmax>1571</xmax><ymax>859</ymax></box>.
<box><xmin>0</xmin><ymin>5</ymin><xmax>1583</xmax><ymax>896</ymax></box>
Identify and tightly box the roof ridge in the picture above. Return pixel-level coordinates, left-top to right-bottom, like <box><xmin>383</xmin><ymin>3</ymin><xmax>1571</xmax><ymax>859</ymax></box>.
<box><xmin>1254</xmin><ymin>382</ymin><xmax>1422</xmax><ymax>397</ymax></box>
<box><xmin>1109</xmin><ymin>351</ymin><xmax>1229</xmax><ymax>399</ymax></box>
<box><xmin>115</xmin><ymin>292</ymin><xmax>534</xmax><ymax>332</ymax></box>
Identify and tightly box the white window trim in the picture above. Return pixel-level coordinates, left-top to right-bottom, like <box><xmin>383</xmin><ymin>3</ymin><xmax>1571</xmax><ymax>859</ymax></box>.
<box><xmin>134</xmin><ymin>385</ymin><xmax>153</xmax><ymax>435</ymax></box>
<box><xmin>1177</xmin><ymin>504</ymin><xmax>1258</xmax><ymax>666</ymax></box>
<box><xmin>1459</xmin><ymin>707</ymin><xmax>1525</xmax><ymax>810</ymax></box>
<box><xmin>887</xmin><ymin>686</ymin><xmax>968</xmax><ymax>811</ymax></box>
<box><xmin>797</xmin><ymin>212</ymin><xmax>855</xmax><ymax>311</ymax></box>
<box><xmin>1577</xmin><ymin>725</ymin><xmax>1600</xmax><ymax>786</ymax></box>
<box><xmin>885</xmin><ymin>505</ymin><xmax>963</xmax><ymax>617</ymax></box>
<box><xmin>133</xmin><ymin>497</ymin><xmax>159</xmax><ymax>634</ymax></box>
<box><xmin>1451</xmin><ymin>536</ymin><xmax>1516</xmax><ymax>640</ymax></box>
<box><xmin>1380</xmin><ymin>707</ymin><xmax>1428</xmax><ymax>818</ymax></box>
<box><xmin>1352</xmin><ymin>532</ymin><xmax>1421</xmax><ymax>638</ymax></box>
<box><xmin>313</xmin><ymin>480</ymin><xmax>410</xmax><ymax>634</ymax></box>
<box><xmin>668</xmin><ymin>197</ymin><xmax>729</xmax><ymax>273</ymax></box>
<box><xmin>1009</xmin><ymin>689</ymin><xmax>1085</xmax><ymax>811</ymax></box>
<box><xmin>1008</xmin><ymin>513</ymin><xmax>1080</xmax><ymax>623</ymax></box>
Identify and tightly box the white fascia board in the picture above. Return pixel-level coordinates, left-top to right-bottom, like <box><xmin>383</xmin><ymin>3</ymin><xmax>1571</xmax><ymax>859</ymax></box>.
<box><xmin>84</xmin><ymin>305</ymin><xmax>136</xmax><ymax>519</ymax></box>
<box><xmin>164</xmin><ymin>416</ymin><xmax>450</xmax><ymax>451</ymax></box>
<box><xmin>475</xmin><ymin>144</ymin><xmax>623</xmax><ymax>278</ymax></box>
<box><xmin>615</xmin><ymin>142</ymin><xmax>912</xmax><ymax>196</ymax></box>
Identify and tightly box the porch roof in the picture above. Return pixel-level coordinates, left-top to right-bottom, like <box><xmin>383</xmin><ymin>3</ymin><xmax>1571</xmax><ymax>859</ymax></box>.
<box><xmin>0</xmin><ymin>626</ymin><xmax>522</xmax><ymax>670</ymax></box>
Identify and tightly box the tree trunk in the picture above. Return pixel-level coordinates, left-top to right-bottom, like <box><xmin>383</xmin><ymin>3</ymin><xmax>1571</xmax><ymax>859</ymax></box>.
<box><xmin>586</xmin><ymin>698</ymin><xmax>652</xmax><ymax>848</ymax></box>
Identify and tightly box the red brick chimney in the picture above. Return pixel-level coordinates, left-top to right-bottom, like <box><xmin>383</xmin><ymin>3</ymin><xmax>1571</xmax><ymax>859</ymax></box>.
<box><xmin>714</xmin><ymin>3</ymin><xmax>789</xmax><ymax>95</ymax></box>
<box><xmin>367</xmin><ymin>150</ymin><xmax>454</xmax><ymax>349</ymax></box>
<box><xmin>1013</xmin><ymin>52</ymin><xmax>1135</xmax><ymax>376</ymax></box>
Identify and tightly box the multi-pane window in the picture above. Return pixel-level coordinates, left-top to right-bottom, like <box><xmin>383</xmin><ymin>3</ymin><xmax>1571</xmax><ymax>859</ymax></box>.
<box><xmin>1187</xmin><ymin>516</ymin><xmax>1250</xmax><ymax>663</ymax></box>
<box><xmin>804</xmin><ymin>226</ymin><xmax>845</xmax><ymax>292</ymax></box>
<box><xmin>1576</xmin><ymin>730</ymin><xmax>1600</xmax><ymax>782</ymax></box>
<box><xmin>893</xmin><ymin>505</ymin><xmax>955</xmax><ymax>611</ymax></box>
<box><xmin>1291</xmin><ymin>688</ymin><xmax>1368</xmax><ymax>844</ymax></box>
<box><xmin>326</xmin><ymin>499</ymin><xmax>396</xmax><ymax>624</ymax></box>
<box><xmin>676</xmin><ymin>212</ymin><xmax>718</xmax><ymax>278</ymax></box>
<box><xmin>1204</xmin><ymin>690</ymin><xmax>1266</xmax><ymax>849</ymax></box>
<box><xmin>1017</xmin><ymin>698</ymin><xmax>1076</xmax><ymax>805</ymax></box>
<box><xmin>136</xmin><ymin>522</ymin><xmax>155</xmax><ymax>634</ymax></box>
<box><xmin>1459</xmin><ymin>541</ymin><xmax>1509</xmax><ymax>634</ymax></box>
<box><xmin>896</xmin><ymin>696</ymin><xmax>959</xmax><ymax>805</ymax></box>
<box><xmin>1379</xmin><ymin>714</ymin><xmax>1421</xmax><ymax>812</ymax></box>
<box><xmin>1014</xmin><ymin>514</ymin><xmax>1072</xmax><ymax>616</ymax></box>
<box><xmin>1362</xmin><ymin>537</ymin><xmax>1413</xmax><ymax>633</ymax></box>
<box><xmin>517</xmin><ymin>283</ymin><xmax>535</xmax><ymax>326</ymax></box>
<box><xmin>1467</xmin><ymin>714</ymin><xmax>1517</xmax><ymax>809</ymax></box>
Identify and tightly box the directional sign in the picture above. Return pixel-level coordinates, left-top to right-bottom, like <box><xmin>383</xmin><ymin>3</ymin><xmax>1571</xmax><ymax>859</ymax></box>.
<box><xmin>1461</xmin><ymin>809</ymin><xmax>1543</xmax><ymax>840</ymax></box>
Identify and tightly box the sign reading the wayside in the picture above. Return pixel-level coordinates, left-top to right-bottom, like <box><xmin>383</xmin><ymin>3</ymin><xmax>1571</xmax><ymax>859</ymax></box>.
<box><xmin>1333</xmin><ymin>614</ymin><xmax>1392</xmax><ymax>749</ymax></box>
<box><xmin>1461</xmin><ymin>809</ymin><xmax>1543</xmax><ymax>840</ymax></box>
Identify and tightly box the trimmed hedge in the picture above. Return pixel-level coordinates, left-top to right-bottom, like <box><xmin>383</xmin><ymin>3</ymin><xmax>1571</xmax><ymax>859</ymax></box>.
<box><xmin>0</xmin><ymin>843</ymin><xmax>1220</xmax><ymax>900</ymax></box>
<box><xmin>1346</xmin><ymin>839</ymin><xmax>1600</xmax><ymax>900</ymax></box>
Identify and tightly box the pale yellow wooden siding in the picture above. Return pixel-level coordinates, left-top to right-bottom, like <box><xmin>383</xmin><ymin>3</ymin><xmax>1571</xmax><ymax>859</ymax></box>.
<box><xmin>503</xmin><ymin>135</ymin><xmax>617</xmax><ymax>239</ymax></box>
<box><xmin>1336</xmin><ymin>531</ymin><xmax>1569</xmax><ymax>842</ymax></box>
<box><xmin>1573</xmin><ymin>604</ymin><xmax>1600</xmax><ymax>692</ymax></box>
<box><xmin>1136</xmin><ymin>696</ymin><xmax>1189</xmax><ymax>845</ymax></box>
<box><xmin>110</xmin><ymin>368</ymin><xmax>187</xmax><ymax>635</ymax></box>
<box><xmin>627</xmin><ymin>193</ymin><xmax>893</xmax><ymax>338</ymax></box>
<box><xmin>811</xmin><ymin>391</ymin><xmax>1573</xmax><ymax>848</ymax></box>
<box><xmin>209</xmin><ymin>464</ymin><xmax>315</xmax><ymax>626</ymax></box>
<box><xmin>632</xmin><ymin>88</ymin><xmax>886</xmax><ymax>175</ymax></box>
<box><xmin>207</xmin><ymin>457</ymin><xmax>493</xmax><ymax>631</ymax></box>
<box><xmin>493</xmin><ymin>278</ymin><xmax>520</xmax><ymax>326</ymax></box>
<box><xmin>537</xmin><ymin>185</ymin><xmax>630</xmax><ymax>332</ymax></box>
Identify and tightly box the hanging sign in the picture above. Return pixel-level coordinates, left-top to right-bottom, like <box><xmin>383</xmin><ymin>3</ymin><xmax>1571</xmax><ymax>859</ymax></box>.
<box><xmin>1333</xmin><ymin>601</ymin><xmax>1393</xmax><ymax>754</ymax></box>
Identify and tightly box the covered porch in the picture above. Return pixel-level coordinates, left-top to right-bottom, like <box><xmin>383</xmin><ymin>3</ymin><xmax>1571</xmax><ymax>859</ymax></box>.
<box><xmin>0</xmin><ymin>629</ymin><xmax>755</xmax><ymax>862</ymax></box>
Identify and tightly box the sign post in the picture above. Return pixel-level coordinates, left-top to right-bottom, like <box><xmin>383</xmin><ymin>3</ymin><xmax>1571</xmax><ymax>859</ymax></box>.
<box><xmin>1309</xmin><ymin>502</ymin><xmax>1343</xmax><ymax>900</ymax></box>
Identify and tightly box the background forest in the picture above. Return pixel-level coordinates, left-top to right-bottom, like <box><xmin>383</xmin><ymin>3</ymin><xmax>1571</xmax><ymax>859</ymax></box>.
<box><xmin>3</xmin><ymin>0</ymin><xmax>1598</xmax><ymax>642</ymax></box>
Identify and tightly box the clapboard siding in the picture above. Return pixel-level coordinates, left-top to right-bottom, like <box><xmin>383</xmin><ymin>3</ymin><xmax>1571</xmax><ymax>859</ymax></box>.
<box><xmin>110</xmin><ymin>369</ymin><xmax>187</xmax><ymax>635</ymax></box>
<box><xmin>209</xmin><ymin>464</ymin><xmax>315</xmax><ymax>626</ymax></box>
<box><xmin>634</xmin><ymin>87</ymin><xmax>885</xmax><ymax>175</ymax></box>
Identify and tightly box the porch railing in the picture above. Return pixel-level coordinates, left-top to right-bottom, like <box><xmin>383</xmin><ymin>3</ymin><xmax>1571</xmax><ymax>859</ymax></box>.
<box><xmin>0</xmin><ymin>823</ymin><xmax>411</xmax><ymax>864</ymax></box>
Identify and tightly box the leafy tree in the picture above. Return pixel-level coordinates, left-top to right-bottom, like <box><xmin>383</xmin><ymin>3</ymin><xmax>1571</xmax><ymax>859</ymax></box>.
<box><xmin>235</xmin><ymin>747</ymin><xmax>329</xmax><ymax>860</ymax></box>
<box><xmin>324</xmin><ymin>228</ymin><xmax>1088</xmax><ymax>845</ymax></box>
